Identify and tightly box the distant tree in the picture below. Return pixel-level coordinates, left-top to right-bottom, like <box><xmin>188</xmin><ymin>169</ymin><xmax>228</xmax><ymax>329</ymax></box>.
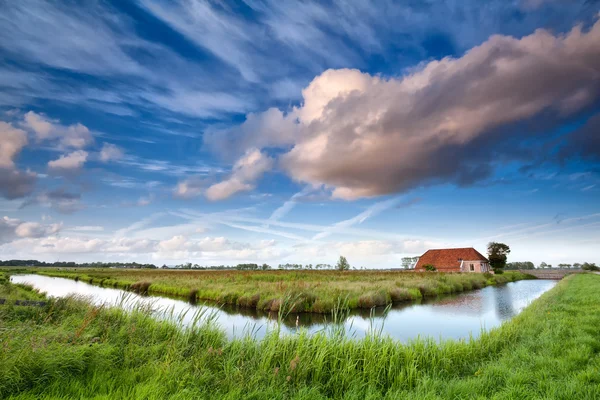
<box><xmin>487</xmin><ymin>242</ymin><xmax>511</xmax><ymax>273</ymax></box>
<box><xmin>506</xmin><ymin>261</ymin><xmax>534</xmax><ymax>270</ymax></box>
<box><xmin>582</xmin><ymin>262</ymin><xmax>600</xmax><ymax>271</ymax></box>
<box><xmin>336</xmin><ymin>256</ymin><xmax>350</xmax><ymax>271</ymax></box>
<box><xmin>539</xmin><ymin>261</ymin><xmax>548</xmax><ymax>269</ymax></box>
<box><xmin>573</xmin><ymin>263</ymin><xmax>582</xmax><ymax>269</ymax></box>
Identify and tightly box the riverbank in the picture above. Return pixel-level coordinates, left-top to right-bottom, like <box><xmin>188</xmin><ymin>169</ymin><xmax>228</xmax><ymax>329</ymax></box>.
<box><xmin>1</xmin><ymin>272</ymin><xmax>598</xmax><ymax>398</ymax></box>
<box><xmin>4</xmin><ymin>267</ymin><xmax>533</xmax><ymax>313</ymax></box>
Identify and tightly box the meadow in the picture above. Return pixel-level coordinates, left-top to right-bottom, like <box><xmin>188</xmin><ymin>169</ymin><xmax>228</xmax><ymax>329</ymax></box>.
<box><xmin>9</xmin><ymin>267</ymin><xmax>532</xmax><ymax>313</ymax></box>
<box><xmin>0</xmin><ymin>271</ymin><xmax>598</xmax><ymax>398</ymax></box>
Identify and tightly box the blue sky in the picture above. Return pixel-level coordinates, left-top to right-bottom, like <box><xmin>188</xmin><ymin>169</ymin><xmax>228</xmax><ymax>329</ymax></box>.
<box><xmin>1</xmin><ymin>0</ymin><xmax>599</xmax><ymax>267</ymax></box>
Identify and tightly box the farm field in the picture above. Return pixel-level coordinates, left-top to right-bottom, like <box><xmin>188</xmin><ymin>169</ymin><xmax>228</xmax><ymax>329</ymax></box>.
<box><xmin>1</xmin><ymin>271</ymin><xmax>598</xmax><ymax>398</ymax></box>
<box><xmin>6</xmin><ymin>267</ymin><xmax>532</xmax><ymax>313</ymax></box>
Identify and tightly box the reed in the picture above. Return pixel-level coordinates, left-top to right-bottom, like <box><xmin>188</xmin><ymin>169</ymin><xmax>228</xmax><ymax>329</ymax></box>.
<box><xmin>11</xmin><ymin>267</ymin><xmax>534</xmax><ymax>313</ymax></box>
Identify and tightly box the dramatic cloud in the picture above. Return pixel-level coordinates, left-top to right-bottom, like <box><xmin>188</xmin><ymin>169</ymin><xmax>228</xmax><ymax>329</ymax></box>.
<box><xmin>48</xmin><ymin>150</ymin><xmax>89</xmax><ymax>172</ymax></box>
<box><xmin>205</xmin><ymin>149</ymin><xmax>273</xmax><ymax>200</ymax></box>
<box><xmin>212</xmin><ymin>19</ymin><xmax>600</xmax><ymax>199</ymax></box>
<box><xmin>99</xmin><ymin>143</ymin><xmax>124</xmax><ymax>162</ymax></box>
<box><xmin>23</xmin><ymin>111</ymin><xmax>93</xmax><ymax>149</ymax></box>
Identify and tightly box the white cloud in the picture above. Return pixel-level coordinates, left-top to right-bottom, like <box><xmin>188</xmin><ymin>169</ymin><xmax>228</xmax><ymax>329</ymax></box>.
<box><xmin>14</xmin><ymin>221</ymin><xmax>62</xmax><ymax>238</ymax></box>
<box><xmin>174</xmin><ymin>177</ymin><xmax>206</xmax><ymax>199</ymax></box>
<box><xmin>205</xmin><ymin>149</ymin><xmax>273</xmax><ymax>200</ymax></box>
<box><xmin>23</xmin><ymin>111</ymin><xmax>93</xmax><ymax>150</ymax></box>
<box><xmin>99</xmin><ymin>143</ymin><xmax>124</xmax><ymax>162</ymax></box>
<box><xmin>48</xmin><ymin>150</ymin><xmax>89</xmax><ymax>171</ymax></box>
<box><xmin>0</xmin><ymin>216</ymin><xmax>62</xmax><ymax>243</ymax></box>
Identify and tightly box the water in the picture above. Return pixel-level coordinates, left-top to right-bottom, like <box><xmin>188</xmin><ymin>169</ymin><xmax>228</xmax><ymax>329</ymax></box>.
<box><xmin>10</xmin><ymin>274</ymin><xmax>556</xmax><ymax>342</ymax></box>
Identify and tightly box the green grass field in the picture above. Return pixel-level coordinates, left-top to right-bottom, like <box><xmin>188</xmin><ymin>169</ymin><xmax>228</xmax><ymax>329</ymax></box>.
<box><xmin>7</xmin><ymin>267</ymin><xmax>532</xmax><ymax>313</ymax></box>
<box><xmin>1</xmin><ymin>272</ymin><xmax>599</xmax><ymax>398</ymax></box>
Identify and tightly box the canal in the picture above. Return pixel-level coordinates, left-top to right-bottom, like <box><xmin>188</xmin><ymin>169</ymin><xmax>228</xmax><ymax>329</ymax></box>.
<box><xmin>11</xmin><ymin>274</ymin><xmax>556</xmax><ymax>342</ymax></box>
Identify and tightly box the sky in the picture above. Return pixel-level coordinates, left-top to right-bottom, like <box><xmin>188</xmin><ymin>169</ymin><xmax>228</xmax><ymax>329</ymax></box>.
<box><xmin>1</xmin><ymin>0</ymin><xmax>599</xmax><ymax>268</ymax></box>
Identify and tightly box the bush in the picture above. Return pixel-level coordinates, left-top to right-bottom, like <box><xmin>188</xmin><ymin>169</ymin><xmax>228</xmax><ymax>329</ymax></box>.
<box><xmin>357</xmin><ymin>291</ymin><xmax>389</xmax><ymax>308</ymax></box>
<box><xmin>130</xmin><ymin>281</ymin><xmax>151</xmax><ymax>295</ymax></box>
<box><xmin>424</xmin><ymin>264</ymin><xmax>437</xmax><ymax>272</ymax></box>
<box><xmin>582</xmin><ymin>263</ymin><xmax>600</xmax><ymax>271</ymax></box>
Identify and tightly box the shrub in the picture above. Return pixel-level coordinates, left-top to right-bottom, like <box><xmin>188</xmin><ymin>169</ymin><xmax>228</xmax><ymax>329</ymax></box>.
<box><xmin>130</xmin><ymin>281</ymin><xmax>151</xmax><ymax>295</ymax></box>
<box><xmin>424</xmin><ymin>264</ymin><xmax>437</xmax><ymax>272</ymax></box>
<box><xmin>389</xmin><ymin>287</ymin><xmax>412</xmax><ymax>302</ymax></box>
<box><xmin>188</xmin><ymin>288</ymin><xmax>198</xmax><ymax>303</ymax></box>
<box><xmin>357</xmin><ymin>291</ymin><xmax>389</xmax><ymax>308</ymax></box>
<box><xmin>237</xmin><ymin>293</ymin><xmax>260</xmax><ymax>308</ymax></box>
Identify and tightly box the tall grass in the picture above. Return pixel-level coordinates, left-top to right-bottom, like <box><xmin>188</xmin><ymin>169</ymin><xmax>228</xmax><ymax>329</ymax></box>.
<box><xmin>0</xmin><ymin>274</ymin><xmax>598</xmax><ymax>398</ymax></box>
<box><xmin>10</xmin><ymin>267</ymin><xmax>533</xmax><ymax>313</ymax></box>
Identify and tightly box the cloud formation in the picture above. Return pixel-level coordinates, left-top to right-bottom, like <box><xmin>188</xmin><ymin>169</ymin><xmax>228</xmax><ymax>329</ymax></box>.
<box><xmin>48</xmin><ymin>150</ymin><xmax>89</xmax><ymax>172</ymax></box>
<box><xmin>211</xmin><ymin>18</ymin><xmax>600</xmax><ymax>199</ymax></box>
<box><xmin>99</xmin><ymin>143</ymin><xmax>124</xmax><ymax>162</ymax></box>
<box><xmin>23</xmin><ymin>111</ymin><xmax>93</xmax><ymax>149</ymax></box>
<box><xmin>205</xmin><ymin>149</ymin><xmax>273</xmax><ymax>200</ymax></box>
<box><xmin>0</xmin><ymin>216</ymin><xmax>61</xmax><ymax>244</ymax></box>
<box><xmin>21</xmin><ymin>189</ymin><xmax>84</xmax><ymax>214</ymax></box>
<box><xmin>0</xmin><ymin>121</ymin><xmax>36</xmax><ymax>199</ymax></box>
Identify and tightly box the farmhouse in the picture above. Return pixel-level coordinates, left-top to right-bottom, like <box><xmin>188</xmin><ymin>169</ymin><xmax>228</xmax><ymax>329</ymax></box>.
<box><xmin>414</xmin><ymin>247</ymin><xmax>490</xmax><ymax>272</ymax></box>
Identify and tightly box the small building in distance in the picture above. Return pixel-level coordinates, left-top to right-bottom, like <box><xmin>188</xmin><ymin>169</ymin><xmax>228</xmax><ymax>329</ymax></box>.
<box><xmin>414</xmin><ymin>247</ymin><xmax>490</xmax><ymax>272</ymax></box>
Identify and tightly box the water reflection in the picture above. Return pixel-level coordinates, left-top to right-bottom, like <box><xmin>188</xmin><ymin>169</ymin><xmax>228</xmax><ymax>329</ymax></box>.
<box><xmin>11</xmin><ymin>274</ymin><xmax>555</xmax><ymax>342</ymax></box>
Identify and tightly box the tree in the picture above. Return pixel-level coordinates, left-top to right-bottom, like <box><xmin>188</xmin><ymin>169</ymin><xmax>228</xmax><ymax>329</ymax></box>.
<box><xmin>582</xmin><ymin>262</ymin><xmax>600</xmax><ymax>271</ymax></box>
<box><xmin>573</xmin><ymin>263</ymin><xmax>582</xmax><ymax>269</ymax></box>
<box><xmin>487</xmin><ymin>242</ymin><xmax>511</xmax><ymax>273</ymax></box>
<box><xmin>336</xmin><ymin>256</ymin><xmax>350</xmax><ymax>271</ymax></box>
<box><xmin>539</xmin><ymin>261</ymin><xmax>548</xmax><ymax>269</ymax></box>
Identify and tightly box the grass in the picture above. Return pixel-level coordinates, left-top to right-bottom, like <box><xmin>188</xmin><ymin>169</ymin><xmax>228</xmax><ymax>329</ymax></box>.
<box><xmin>0</xmin><ymin>271</ymin><xmax>45</xmax><ymax>301</ymax></box>
<box><xmin>0</xmin><ymin>272</ymin><xmax>598</xmax><ymax>398</ymax></box>
<box><xmin>4</xmin><ymin>267</ymin><xmax>533</xmax><ymax>313</ymax></box>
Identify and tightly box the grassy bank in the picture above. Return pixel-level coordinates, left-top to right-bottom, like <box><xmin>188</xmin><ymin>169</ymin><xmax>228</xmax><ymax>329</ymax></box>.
<box><xmin>7</xmin><ymin>267</ymin><xmax>532</xmax><ymax>313</ymax></box>
<box><xmin>0</xmin><ymin>271</ymin><xmax>45</xmax><ymax>301</ymax></box>
<box><xmin>1</xmin><ymin>273</ymin><xmax>598</xmax><ymax>398</ymax></box>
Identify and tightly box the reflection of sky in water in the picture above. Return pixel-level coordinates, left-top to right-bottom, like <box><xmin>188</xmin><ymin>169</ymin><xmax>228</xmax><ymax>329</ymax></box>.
<box><xmin>11</xmin><ymin>275</ymin><xmax>555</xmax><ymax>342</ymax></box>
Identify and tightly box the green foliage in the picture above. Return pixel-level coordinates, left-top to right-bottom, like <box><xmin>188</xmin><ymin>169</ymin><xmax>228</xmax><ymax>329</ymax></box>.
<box><xmin>487</xmin><ymin>242</ymin><xmax>511</xmax><ymax>273</ymax></box>
<box><xmin>1</xmin><ymin>274</ymin><xmax>599</xmax><ymax>399</ymax></box>
<box><xmin>336</xmin><ymin>255</ymin><xmax>350</xmax><ymax>271</ymax></box>
<box><xmin>506</xmin><ymin>261</ymin><xmax>535</xmax><ymax>270</ymax></box>
<box><xmin>582</xmin><ymin>262</ymin><xmax>600</xmax><ymax>271</ymax></box>
<box><xmin>424</xmin><ymin>264</ymin><xmax>437</xmax><ymax>272</ymax></box>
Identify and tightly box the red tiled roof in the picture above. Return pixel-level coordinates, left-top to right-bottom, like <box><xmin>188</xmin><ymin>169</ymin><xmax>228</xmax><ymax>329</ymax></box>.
<box><xmin>414</xmin><ymin>247</ymin><xmax>488</xmax><ymax>271</ymax></box>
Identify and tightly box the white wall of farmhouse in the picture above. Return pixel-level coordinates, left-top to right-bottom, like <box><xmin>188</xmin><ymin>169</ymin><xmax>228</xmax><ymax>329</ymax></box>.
<box><xmin>461</xmin><ymin>260</ymin><xmax>490</xmax><ymax>272</ymax></box>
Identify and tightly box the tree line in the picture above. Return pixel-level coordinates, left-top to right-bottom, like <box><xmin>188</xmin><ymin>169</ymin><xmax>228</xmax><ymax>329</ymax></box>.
<box><xmin>0</xmin><ymin>260</ymin><xmax>158</xmax><ymax>269</ymax></box>
<box><xmin>172</xmin><ymin>257</ymin><xmax>352</xmax><ymax>271</ymax></box>
<box><xmin>505</xmin><ymin>261</ymin><xmax>599</xmax><ymax>271</ymax></box>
